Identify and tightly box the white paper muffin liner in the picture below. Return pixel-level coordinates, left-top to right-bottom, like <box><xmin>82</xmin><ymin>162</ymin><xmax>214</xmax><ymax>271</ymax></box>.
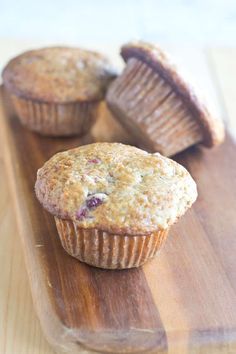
<box><xmin>11</xmin><ymin>94</ymin><xmax>99</xmax><ymax>137</ymax></box>
<box><xmin>55</xmin><ymin>217</ymin><xmax>168</xmax><ymax>269</ymax></box>
<box><xmin>107</xmin><ymin>58</ymin><xmax>203</xmax><ymax>156</ymax></box>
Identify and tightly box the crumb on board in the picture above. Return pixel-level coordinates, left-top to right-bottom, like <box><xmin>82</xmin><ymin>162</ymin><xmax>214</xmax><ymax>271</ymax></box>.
<box><xmin>47</xmin><ymin>279</ymin><xmax>53</xmax><ymax>288</ymax></box>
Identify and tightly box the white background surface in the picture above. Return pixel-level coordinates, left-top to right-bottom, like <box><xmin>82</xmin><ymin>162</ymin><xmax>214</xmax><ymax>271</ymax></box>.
<box><xmin>1</xmin><ymin>0</ymin><xmax>236</xmax><ymax>46</ymax></box>
<box><xmin>0</xmin><ymin>0</ymin><xmax>235</xmax><ymax>117</ymax></box>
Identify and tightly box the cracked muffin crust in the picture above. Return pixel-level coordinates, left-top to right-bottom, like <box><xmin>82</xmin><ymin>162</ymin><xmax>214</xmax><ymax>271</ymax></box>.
<box><xmin>2</xmin><ymin>46</ymin><xmax>116</xmax><ymax>103</ymax></box>
<box><xmin>35</xmin><ymin>143</ymin><xmax>197</xmax><ymax>268</ymax></box>
<box><xmin>35</xmin><ymin>142</ymin><xmax>197</xmax><ymax>235</ymax></box>
<box><xmin>106</xmin><ymin>41</ymin><xmax>225</xmax><ymax>156</ymax></box>
<box><xmin>2</xmin><ymin>46</ymin><xmax>116</xmax><ymax>136</ymax></box>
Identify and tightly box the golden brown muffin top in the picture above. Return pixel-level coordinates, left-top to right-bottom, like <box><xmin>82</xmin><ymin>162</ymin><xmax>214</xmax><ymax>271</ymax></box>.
<box><xmin>121</xmin><ymin>41</ymin><xmax>225</xmax><ymax>148</ymax></box>
<box><xmin>35</xmin><ymin>143</ymin><xmax>197</xmax><ymax>235</ymax></box>
<box><xmin>2</xmin><ymin>46</ymin><xmax>116</xmax><ymax>103</ymax></box>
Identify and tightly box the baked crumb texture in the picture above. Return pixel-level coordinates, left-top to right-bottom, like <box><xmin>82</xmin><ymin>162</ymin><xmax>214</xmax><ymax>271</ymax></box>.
<box><xmin>2</xmin><ymin>46</ymin><xmax>116</xmax><ymax>136</ymax></box>
<box><xmin>35</xmin><ymin>142</ymin><xmax>197</xmax><ymax>268</ymax></box>
<box><xmin>106</xmin><ymin>41</ymin><xmax>225</xmax><ymax>156</ymax></box>
<box><xmin>2</xmin><ymin>46</ymin><xmax>116</xmax><ymax>103</ymax></box>
<box><xmin>35</xmin><ymin>142</ymin><xmax>197</xmax><ymax>235</ymax></box>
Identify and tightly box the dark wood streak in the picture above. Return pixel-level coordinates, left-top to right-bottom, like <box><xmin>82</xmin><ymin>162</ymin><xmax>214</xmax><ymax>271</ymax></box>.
<box><xmin>0</xmin><ymin>88</ymin><xmax>167</xmax><ymax>354</ymax></box>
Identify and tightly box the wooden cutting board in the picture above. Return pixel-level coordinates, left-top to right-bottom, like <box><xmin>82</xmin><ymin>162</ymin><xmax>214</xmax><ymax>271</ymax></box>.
<box><xmin>1</xmin><ymin>86</ymin><xmax>236</xmax><ymax>354</ymax></box>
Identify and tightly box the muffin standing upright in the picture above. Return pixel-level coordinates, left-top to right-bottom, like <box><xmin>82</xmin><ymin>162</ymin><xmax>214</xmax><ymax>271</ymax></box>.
<box><xmin>2</xmin><ymin>46</ymin><xmax>116</xmax><ymax>136</ymax></box>
<box><xmin>35</xmin><ymin>142</ymin><xmax>197</xmax><ymax>269</ymax></box>
<box><xmin>106</xmin><ymin>41</ymin><xmax>225</xmax><ymax>156</ymax></box>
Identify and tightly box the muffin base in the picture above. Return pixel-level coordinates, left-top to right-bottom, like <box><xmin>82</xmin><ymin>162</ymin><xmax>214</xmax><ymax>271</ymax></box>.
<box><xmin>11</xmin><ymin>94</ymin><xmax>99</xmax><ymax>137</ymax></box>
<box><xmin>106</xmin><ymin>58</ymin><xmax>204</xmax><ymax>156</ymax></box>
<box><xmin>55</xmin><ymin>217</ymin><xmax>168</xmax><ymax>269</ymax></box>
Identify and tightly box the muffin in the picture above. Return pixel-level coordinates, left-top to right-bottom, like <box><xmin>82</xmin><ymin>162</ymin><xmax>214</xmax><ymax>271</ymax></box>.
<box><xmin>2</xmin><ymin>46</ymin><xmax>116</xmax><ymax>136</ymax></box>
<box><xmin>35</xmin><ymin>143</ymin><xmax>197</xmax><ymax>269</ymax></box>
<box><xmin>106</xmin><ymin>41</ymin><xmax>225</xmax><ymax>156</ymax></box>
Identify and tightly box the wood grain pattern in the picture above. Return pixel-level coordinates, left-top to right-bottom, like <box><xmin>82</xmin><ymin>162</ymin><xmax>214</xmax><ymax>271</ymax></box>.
<box><xmin>1</xmin><ymin>47</ymin><xmax>236</xmax><ymax>353</ymax></box>
<box><xmin>0</xmin><ymin>124</ymin><xmax>55</xmax><ymax>354</ymax></box>
<box><xmin>0</xmin><ymin>89</ymin><xmax>167</xmax><ymax>354</ymax></box>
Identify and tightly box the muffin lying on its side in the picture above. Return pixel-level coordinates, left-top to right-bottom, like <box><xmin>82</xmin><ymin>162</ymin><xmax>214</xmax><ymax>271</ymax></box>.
<box><xmin>2</xmin><ymin>46</ymin><xmax>116</xmax><ymax>136</ymax></box>
<box><xmin>35</xmin><ymin>142</ymin><xmax>197</xmax><ymax>269</ymax></box>
<box><xmin>106</xmin><ymin>41</ymin><xmax>225</xmax><ymax>156</ymax></box>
